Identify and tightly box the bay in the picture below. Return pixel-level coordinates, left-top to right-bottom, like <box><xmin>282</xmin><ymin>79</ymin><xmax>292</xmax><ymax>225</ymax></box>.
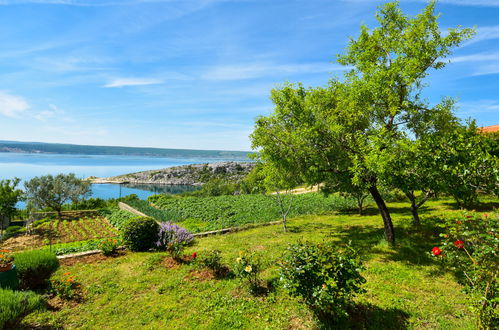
<box><xmin>0</xmin><ymin>152</ymin><xmax>248</xmax><ymax>205</ymax></box>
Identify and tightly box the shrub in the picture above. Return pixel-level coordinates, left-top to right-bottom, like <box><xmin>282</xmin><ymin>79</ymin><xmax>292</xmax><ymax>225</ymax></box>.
<box><xmin>156</xmin><ymin>222</ymin><xmax>193</xmax><ymax>260</ymax></box>
<box><xmin>122</xmin><ymin>217</ymin><xmax>159</xmax><ymax>252</ymax></box>
<box><xmin>14</xmin><ymin>250</ymin><xmax>60</xmax><ymax>290</ymax></box>
<box><xmin>0</xmin><ymin>288</ymin><xmax>45</xmax><ymax>329</ymax></box>
<box><xmin>434</xmin><ymin>212</ymin><xmax>498</xmax><ymax>328</ymax></box>
<box><xmin>199</xmin><ymin>250</ymin><xmax>227</xmax><ymax>277</ymax></box>
<box><xmin>98</xmin><ymin>238</ymin><xmax>120</xmax><ymax>256</ymax></box>
<box><xmin>279</xmin><ymin>241</ymin><xmax>366</xmax><ymax>318</ymax></box>
<box><xmin>50</xmin><ymin>271</ymin><xmax>81</xmax><ymax>300</ymax></box>
<box><xmin>233</xmin><ymin>250</ymin><xmax>262</xmax><ymax>293</ymax></box>
<box><xmin>5</xmin><ymin>225</ymin><xmax>23</xmax><ymax>236</ymax></box>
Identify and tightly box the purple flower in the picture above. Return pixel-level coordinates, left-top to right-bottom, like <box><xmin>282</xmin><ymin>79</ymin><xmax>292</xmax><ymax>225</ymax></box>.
<box><xmin>156</xmin><ymin>222</ymin><xmax>193</xmax><ymax>249</ymax></box>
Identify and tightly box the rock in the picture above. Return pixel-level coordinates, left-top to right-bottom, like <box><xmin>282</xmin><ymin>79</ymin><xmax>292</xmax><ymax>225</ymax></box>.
<box><xmin>90</xmin><ymin>161</ymin><xmax>256</xmax><ymax>186</ymax></box>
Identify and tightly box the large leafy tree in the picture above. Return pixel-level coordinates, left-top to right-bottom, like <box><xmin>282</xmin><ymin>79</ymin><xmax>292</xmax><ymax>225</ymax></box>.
<box><xmin>24</xmin><ymin>173</ymin><xmax>91</xmax><ymax>217</ymax></box>
<box><xmin>251</xmin><ymin>1</ymin><xmax>474</xmax><ymax>244</ymax></box>
<box><xmin>0</xmin><ymin>178</ymin><xmax>23</xmax><ymax>232</ymax></box>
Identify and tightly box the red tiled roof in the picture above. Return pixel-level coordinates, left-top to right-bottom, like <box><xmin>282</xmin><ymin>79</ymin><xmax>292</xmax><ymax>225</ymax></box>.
<box><xmin>480</xmin><ymin>125</ymin><xmax>499</xmax><ymax>133</ymax></box>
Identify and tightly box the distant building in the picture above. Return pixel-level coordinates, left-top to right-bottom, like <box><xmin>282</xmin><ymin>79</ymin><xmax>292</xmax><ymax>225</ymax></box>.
<box><xmin>480</xmin><ymin>125</ymin><xmax>499</xmax><ymax>133</ymax></box>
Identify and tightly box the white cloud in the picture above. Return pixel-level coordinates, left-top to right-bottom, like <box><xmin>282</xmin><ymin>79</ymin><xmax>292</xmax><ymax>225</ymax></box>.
<box><xmin>34</xmin><ymin>104</ymin><xmax>73</xmax><ymax>122</ymax></box>
<box><xmin>0</xmin><ymin>91</ymin><xmax>29</xmax><ymax>118</ymax></box>
<box><xmin>103</xmin><ymin>78</ymin><xmax>163</xmax><ymax>88</ymax></box>
<box><xmin>202</xmin><ymin>62</ymin><xmax>346</xmax><ymax>81</ymax></box>
<box><xmin>451</xmin><ymin>52</ymin><xmax>499</xmax><ymax>63</ymax></box>
<box><xmin>456</xmin><ymin>100</ymin><xmax>499</xmax><ymax>115</ymax></box>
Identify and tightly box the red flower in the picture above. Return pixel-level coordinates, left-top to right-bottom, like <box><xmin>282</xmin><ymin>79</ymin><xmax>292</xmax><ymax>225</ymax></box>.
<box><xmin>466</xmin><ymin>215</ymin><xmax>472</xmax><ymax>219</ymax></box>
<box><xmin>432</xmin><ymin>247</ymin><xmax>442</xmax><ymax>256</ymax></box>
<box><xmin>191</xmin><ymin>252</ymin><xmax>197</xmax><ymax>259</ymax></box>
<box><xmin>456</xmin><ymin>220</ymin><xmax>462</xmax><ymax>225</ymax></box>
<box><xmin>454</xmin><ymin>240</ymin><xmax>465</xmax><ymax>249</ymax></box>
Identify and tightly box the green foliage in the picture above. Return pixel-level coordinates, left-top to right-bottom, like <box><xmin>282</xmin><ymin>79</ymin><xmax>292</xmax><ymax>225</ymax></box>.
<box><xmin>98</xmin><ymin>238</ymin><xmax>120</xmax><ymax>256</ymax></box>
<box><xmin>126</xmin><ymin>199</ymin><xmax>180</xmax><ymax>222</ymax></box>
<box><xmin>0</xmin><ymin>178</ymin><xmax>23</xmax><ymax>231</ymax></box>
<box><xmin>24</xmin><ymin>173</ymin><xmax>91</xmax><ymax>216</ymax></box>
<box><xmin>435</xmin><ymin>212</ymin><xmax>498</xmax><ymax>328</ymax></box>
<box><xmin>233</xmin><ymin>250</ymin><xmax>262</xmax><ymax>293</ymax></box>
<box><xmin>42</xmin><ymin>239</ymin><xmax>102</xmax><ymax>256</ymax></box>
<box><xmin>153</xmin><ymin>193</ymin><xmax>357</xmax><ymax>232</ymax></box>
<box><xmin>250</xmin><ymin>1</ymin><xmax>475</xmax><ymax>244</ymax></box>
<box><xmin>14</xmin><ymin>250</ymin><xmax>60</xmax><ymax>290</ymax></box>
<box><xmin>121</xmin><ymin>217</ymin><xmax>159</xmax><ymax>252</ymax></box>
<box><xmin>279</xmin><ymin>241</ymin><xmax>366</xmax><ymax>318</ymax></box>
<box><xmin>429</xmin><ymin>125</ymin><xmax>499</xmax><ymax>208</ymax></box>
<box><xmin>68</xmin><ymin>197</ymin><xmax>109</xmax><ymax>210</ymax></box>
<box><xmin>50</xmin><ymin>271</ymin><xmax>81</xmax><ymax>300</ymax></box>
<box><xmin>2</xmin><ymin>225</ymin><xmax>24</xmax><ymax>240</ymax></box>
<box><xmin>0</xmin><ymin>288</ymin><xmax>45</xmax><ymax>329</ymax></box>
<box><xmin>107</xmin><ymin>208</ymin><xmax>135</xmax><ymax>229</ymax></box>
<box><xmin>199</xmin><ymin>250</ymin><xmax>227</xmax><ymax>278</ymax></box>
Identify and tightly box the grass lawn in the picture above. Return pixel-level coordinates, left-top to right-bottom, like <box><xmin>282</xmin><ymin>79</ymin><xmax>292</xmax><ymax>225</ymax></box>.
<box><xmin>22</xmin><ymin>199</ymin><xmax>496</xmax><ymax>329</ymax></box>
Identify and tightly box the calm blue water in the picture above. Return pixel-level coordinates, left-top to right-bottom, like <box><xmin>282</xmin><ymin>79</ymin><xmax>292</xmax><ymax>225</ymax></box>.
<box><xmin>0</xmin><ymin>152</ymin><xmax>246</xmax><ymax>205</ymax></box>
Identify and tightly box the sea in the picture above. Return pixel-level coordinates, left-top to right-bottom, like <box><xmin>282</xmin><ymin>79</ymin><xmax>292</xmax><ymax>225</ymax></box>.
<box><xmin>0</xmin><ymin>152</ymin><xmax>249</xmax><ymax>207</ymax></box>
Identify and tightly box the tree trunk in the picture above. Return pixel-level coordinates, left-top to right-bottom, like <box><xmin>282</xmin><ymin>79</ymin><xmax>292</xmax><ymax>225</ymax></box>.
<box><xmin>368</xmin><ymin>184</ymin><xmax>395</xmax><ymax>245</ymax></box>
<box><xmin>357</xmin><ymin>197</ymin><xmax>364</xmax><ymax>216</ymax></box>
<box><xmin>405</xmin><ymin>191</ymin><xmax>421</xmax><ymax>226</ymax></box>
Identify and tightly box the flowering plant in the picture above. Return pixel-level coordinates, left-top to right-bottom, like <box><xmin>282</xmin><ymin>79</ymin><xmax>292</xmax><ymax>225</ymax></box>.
<box><xmin>433</xmin><ymin>212</ymin><xmax>498</xmax><ymax>328</ymax></box>
<box><xmin>98</xmin><ymin>238</ymin><xmax>120</xmax><ymax>256</ymax></box>
<box><xmin>50</xmin><ymin>272</ymin><xmax>82</xmax><ymax>300</ymax></box>
<box><xmin>0</xmin><ymin>249</ymin><xmax>14</xmax><ymax>268</ymax></box>
<box><xmin>233</xmin><ymin>250</ymin><xmax>262</xmax><ymax>293</ymax></box>
<box><xmin>156</xmin><ymin>222</ymin><xmax>193</xmax><ymax>261</ymax></box>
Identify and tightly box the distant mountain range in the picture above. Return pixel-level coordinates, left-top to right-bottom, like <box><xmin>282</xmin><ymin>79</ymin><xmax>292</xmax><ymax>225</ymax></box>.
<box><xmin>0</xmin><ymin>140</ymin><xmax>252</xmax><ymax>160</ymax></box>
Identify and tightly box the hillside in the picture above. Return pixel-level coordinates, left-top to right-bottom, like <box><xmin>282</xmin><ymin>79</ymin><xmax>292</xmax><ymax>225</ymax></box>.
<box><xmin>91</xmin><ymin>161</ymin><xmax>256</xmax><ymax>186</ymax></box>
<box><xmin>0</xmin><ymin>140</ymin><xmax>251</xmax><ymax>159</ymax></box>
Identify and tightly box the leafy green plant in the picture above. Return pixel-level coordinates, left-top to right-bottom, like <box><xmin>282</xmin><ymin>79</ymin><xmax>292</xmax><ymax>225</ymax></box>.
<box><xmin>14</xmin><ymin>250</ymin><xmax>60</xmax><ymax>290</ymax></box>
<box><xmin>107</xmin><ymin>208</ymin><xmax>136</xmax><ymax>229</ymax></box>
<box><xmin>153</xmin><ymin>193</ymin><xmax>356</xmax><ymax>232</ymax></box>
<box><xmin>434</xmin><ymin>212</ymin><xmax>498</xmax><ymax>328</ymax></box>
<box><xmin>50</xmin><ymin>271</ymin><xmax>81</xmax><ymax>300</ymax></box>
<box><xmin>233</xmin><ymin>250</ymin><xmax>262</xmax><ymax>293</ymax></box>
<box><xmin>98</xmin><ymin>238</ymin><xmax>120</xmax><ymax>256</ymax></box>
<box><xmin>199</xmin><ymin>250</ymin><xmax>227</xmax><ymax>278</ymax></box>
<box><xmin>0</xmin><ymin>288</ymin><xmax>45</xmax><ymax>329</ymax></box>
<box><xmin>279</xmin><ymin>241</ymin><xmax>366</xmax><ymax>319</ymax></box>
<box><xmin>121</xmin><ymin>217</ymin><xmax>159</xmax><ymax>252</ymax></box>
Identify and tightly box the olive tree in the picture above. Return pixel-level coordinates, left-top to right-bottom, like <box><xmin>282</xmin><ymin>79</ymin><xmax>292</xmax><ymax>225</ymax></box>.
<box><xmin>251</xmin><ymin>1</ymin><xmax>474</xmax><ymax>244</ymax></box>
<box><xmin>24</xmin><ymin>173</ymin><xmax>91</xmax><ymax>217</ymax></box>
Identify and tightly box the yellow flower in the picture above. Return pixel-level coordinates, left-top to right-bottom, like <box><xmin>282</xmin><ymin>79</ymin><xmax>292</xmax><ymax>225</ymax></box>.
<box><xmin>238</xmin><ymin>251</ymin><xmax>244</xmax><ymax>257</ymax></box>
<box><xmin>236</xmin><ymin>257</ymin><xmax>242</xmax><ymax>264</ymax></box>
<box><xmin>322</xmin><ymin>284</ymin><xmax>327</xmax><ymax>289</ymax></box>
<box><xmin>244</xmin><ymin>265</ymin><xmax>252</xmax><ymax>273</ymax></box>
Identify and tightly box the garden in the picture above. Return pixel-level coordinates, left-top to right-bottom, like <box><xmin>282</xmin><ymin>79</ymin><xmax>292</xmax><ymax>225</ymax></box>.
<box><xmin>0</xmin><ymin>198</ymin><xmax>496</xmax><ymax>329</ymax></box>
<box><xmin>0</xmin><ymin>1</ymin><xmax>498</xmax><ymax>329</ymax></box>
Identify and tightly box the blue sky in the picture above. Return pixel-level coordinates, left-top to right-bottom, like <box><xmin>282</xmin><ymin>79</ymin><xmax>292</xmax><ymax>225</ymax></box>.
<box><xmin>0</xmin><ymin>0</ymin><xmax>498</xmax><ymax>151</ymax></box>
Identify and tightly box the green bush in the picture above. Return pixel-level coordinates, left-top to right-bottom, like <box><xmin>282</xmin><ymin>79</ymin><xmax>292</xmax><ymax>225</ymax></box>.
<box><xmin>0</xmin><ymin>288</ymin><xmax>45</xmax><ymax>329</ymax></box>
<box><xmin>435</xmin><ymin>212</ymin><xmax>498</xmax><ymax>328</ymax></box>
<box><xmin>2</xmin><ymin>225</ymin><xmax>24</xmax><ymax>240</ymax></box>
<box><xmin>122</xmin><ymin>217</ymin><xmax>159</xmax><ymax>252</ymax></box>
<box><xmin>14</xmin><ymin>250</ymin><xmax>60</xmax><ymax>290</ymax></box>
<box><xmin>279</xmin><ymin>241</ymin><xmax>366</xmax><ymax>319</ymax></box>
